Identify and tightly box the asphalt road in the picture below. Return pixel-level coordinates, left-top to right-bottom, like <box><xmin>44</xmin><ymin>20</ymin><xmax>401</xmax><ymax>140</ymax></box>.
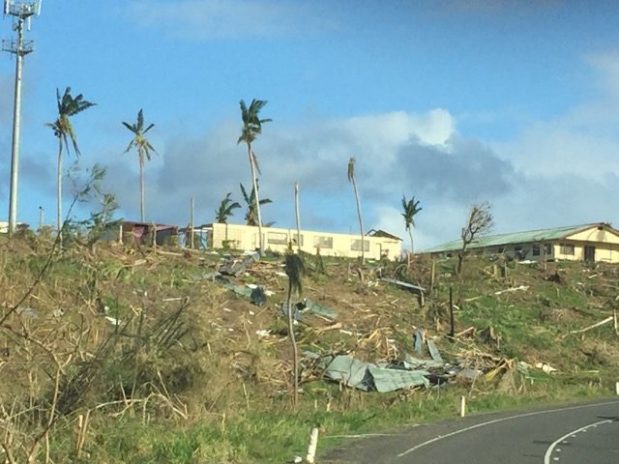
<box><xmin>323</xmin><ymin>398</ymin><xmax>619</xmax><ymax>463</ymax></box>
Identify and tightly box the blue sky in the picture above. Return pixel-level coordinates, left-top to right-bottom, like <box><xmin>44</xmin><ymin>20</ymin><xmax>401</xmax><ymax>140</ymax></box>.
<box><xmin>2</xmin><ymin>0</ymin><xmax>619</xmax><ymax>249</ymax></box>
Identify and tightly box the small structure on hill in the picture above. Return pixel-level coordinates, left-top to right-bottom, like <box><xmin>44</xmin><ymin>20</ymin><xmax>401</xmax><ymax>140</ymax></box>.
<box><xmin>424</xmin><ymin>222</ymin><xmax>619</xmax><ymax>263</ymax></box>
<box><xmin>119</xmin><ymin>221</ymin><xmax>178</xmax><ymax>246</ymax></box>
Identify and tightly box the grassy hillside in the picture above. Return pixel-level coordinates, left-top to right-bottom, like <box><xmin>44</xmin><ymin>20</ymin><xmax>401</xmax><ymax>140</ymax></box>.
<box><xmin>1</xmin><ymin>234</ymin><xmax>618</xmax><ymax>463</ymax></box>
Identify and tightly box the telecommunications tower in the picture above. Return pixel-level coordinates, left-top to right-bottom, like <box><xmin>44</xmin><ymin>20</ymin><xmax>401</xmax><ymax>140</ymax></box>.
<box><xmin>2</xmin><ymin>0</ymin><xmax>41</xmax><ymax>235</ymax></box>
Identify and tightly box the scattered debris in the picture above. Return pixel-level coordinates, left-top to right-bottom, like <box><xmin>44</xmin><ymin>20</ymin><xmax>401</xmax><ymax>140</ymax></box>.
<box><xmin>494</xmin><ymin>285</ymin><xmax>529</xmax><ymax>296</ymax></box>
<box><xmin>250</xmin><ymin>287</ymin><xmax>267</xmax><ymax>306</ymax></box>
<box><xmin>256</xmin><ymin>329</ymin><xmax>271</xmax><ymax>338</ymax></box>
<box><xmin>320</xmin><ymin>355</ymin><xmax>429</xmax><ymax>392</ymax></box>
<box><xmin>427</xmin><ymin>339</ymin><xmax>443</xmax><ymax>363</ymax></box>
<box><xmin>219</xmin><ymin>254</ymin><xmax>257</xmax><ymax>277</ymax></box>
<box><xmin>381</xmin><ymin>278</ymin><xmax>425</xmax><ymax>295</ymax></box>
<box><xmin>16</xmin><ymin>306</ymin><xmax>38</xmax><ymax>318</ymax></box>
<box><xmin>105</xmin><ymin>316</ymin><xmax>122</xmax><ymax>326</ymax></box>
<box><xmin>297</xmin><ymin>299</ymin><xmax>337</xmax><ymax>320</ymax></box>
<box><xmin>566</xmin><ymin>316</ymin><xmax>614</xmax><ymax>336</ymax></box>
<box><xmin>534</xmin><ymin>362</ymin><xmax>557</xmax><ymax>374</ymax></box>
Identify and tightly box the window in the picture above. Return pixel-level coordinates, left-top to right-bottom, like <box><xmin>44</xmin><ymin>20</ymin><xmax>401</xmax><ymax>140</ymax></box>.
<box><xmin>497</xmin><ymin>247</ymin><xmax>505</xmax><ymax>254</ymax></box>
<box><xmin>545</xmin><ymin>244</ymin><xmax>552</xmax><ymax>255</ymax></box>
<box><xmin>560</xmin><ymin>244</ymin><xmax>575</xmax><ymax>255</ymax></box>
<box><xmin>267</xmin><ymin>232</ymin><xmax>288</xmax><ymax>245</ymax></box>
<box><xmin>314</xmin><ymin>236</ymin><xmax>333</xmax><ymax>249</ymax></box>
<box><xmin>351</xmin><ymin>239</ymin><xmax>370</xmax><ymax>252</ymax></box>
<box><xmin>532</xmin><ymin>245</ymin><xmax>540</xmax><ymax>257</ymax></box>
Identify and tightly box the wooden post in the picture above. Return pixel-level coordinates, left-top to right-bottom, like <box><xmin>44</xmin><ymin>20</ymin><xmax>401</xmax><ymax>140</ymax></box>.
<box><xmin>151</xmin><ymin>222</ymin><xmax>157</xmax><ymax>250</ymax></box>
<box><xmin>118</xmin><ymin>223</ymin><xmax>123</xmax><ymax>244</ymax></box>
<box><xmin>430</xmin><ymin>259</ymin><xmax>436</xmax><ymax>293</ymax></box>
<box><xmin>614</xmin><ymin>308</ymin><xmax>618</xmax><ymax>336</ymax></box>
<box><xmin>449</xmin><ymin>286</ymin><xmax>455</xmax><ymax>337</ymax></box>
<box><xmin>460</xmin><ymin>396</ymin><xmax>466</xmax><ymax>417</ymax></box>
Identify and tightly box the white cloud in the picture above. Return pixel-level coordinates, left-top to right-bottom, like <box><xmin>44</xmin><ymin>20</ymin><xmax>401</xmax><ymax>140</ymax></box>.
<box><xmin>127</xmin><ymin>0</ymin><xmax>338</xmax><ymax>40</ymax></box>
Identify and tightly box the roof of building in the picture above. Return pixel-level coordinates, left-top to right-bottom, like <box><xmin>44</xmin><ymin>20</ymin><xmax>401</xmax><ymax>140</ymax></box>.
<box><xmin>366</xmin><ymin>229</ymin><xmax>403</xmax><ymax>241</ymax></box>
<box><xmin>423</xmin><ymin>222</ymin><xmax>615</xmax><ymax>253</ymax></box>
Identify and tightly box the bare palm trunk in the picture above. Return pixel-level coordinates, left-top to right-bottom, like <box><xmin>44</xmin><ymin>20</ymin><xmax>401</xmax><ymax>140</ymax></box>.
<box><xmin>248</xmin><ymin>144</ymin><xmax>264</xmax><ymax>255</ymax></box>
<box><xmin>287</xmin><ymin>281</ymin><xmax>299</xmax><ymax>409</ymax></box>
<box><xmin>56</xmin><ymin>139</ymin><xmax>63</xmax><ymax>243</ymax></box>
<box><xmin>408</xmin><ymin>229</ymin><xmax>414</xmax><ymax>255</ymax></box>
<box><xmin>139</xmin><ymin>153</ymin><xmax>145</xmax><ymax>223</ymax></box>
<box><xmin>351</xmin><ymin>177</ymin><xmax>365</xmax><ymax>263</ymax></box>
<box><xmin>295</xmin><ymin>182</ymin><xmax>301</xmax><ymax>253</ymax></box>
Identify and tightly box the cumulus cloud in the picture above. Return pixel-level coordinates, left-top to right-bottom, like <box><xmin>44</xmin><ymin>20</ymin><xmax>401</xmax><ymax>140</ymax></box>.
<box><xmin>97</xmin><ymin>108</ymin><xmax>515</xmax><ymax>249</ymax></box>
<box><xmin>127</xmin><ymin>0</ymin><xmax>338</xmax><ymax>40</ymax></box>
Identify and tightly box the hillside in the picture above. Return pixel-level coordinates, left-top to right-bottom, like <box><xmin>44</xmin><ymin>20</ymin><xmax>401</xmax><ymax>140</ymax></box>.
<box><xmin>1</xmin><ymin>234</ymin><xmax>618</xmax><ymax>463</ymax></box>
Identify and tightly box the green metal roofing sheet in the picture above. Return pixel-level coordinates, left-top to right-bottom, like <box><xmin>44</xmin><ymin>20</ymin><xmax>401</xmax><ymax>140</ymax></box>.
<box><xmin>423</xmin><ymin>223</ymin><xmax>609</xmax><ymax>253</ymax></box>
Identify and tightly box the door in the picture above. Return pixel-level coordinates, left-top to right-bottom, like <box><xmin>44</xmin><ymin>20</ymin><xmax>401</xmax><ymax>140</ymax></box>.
<box><xmin>584</xmin><ymin>245</ymin><xmax>596</xmax><ymax>262</ymax></box>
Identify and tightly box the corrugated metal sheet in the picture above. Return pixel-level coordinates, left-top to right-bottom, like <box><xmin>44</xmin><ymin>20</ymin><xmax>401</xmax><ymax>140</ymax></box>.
<box><xmin>423</xmin><ymin>223</ymin><xmax>612</xmax><ymax>253</ymax></box>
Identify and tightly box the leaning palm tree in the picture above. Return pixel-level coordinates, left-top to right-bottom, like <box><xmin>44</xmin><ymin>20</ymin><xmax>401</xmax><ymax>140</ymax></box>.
<box><xmin>238</xmin><ymin>98</ymin><xmax>271</xmax><ymax>255</ymax></box>
<box><xmin>122</xmin><ymin>109</ymin><xmax>157</xmax><ymax>223</ymax></box>
<box><xmin>401</xmin><ymin>195</ymin><xmax>422</xmax><ymax>253</ymax></box>
<box><xmin>240</xmin><ymin>183</ymin><xmax>272</xmax><ymax>227</ymax></box>
<box><xmin>347</xmin><ymin>156</ymin><xmax>365</xmax><ymax>263</ymax></box>
<box><xmin>285</xmin><ymin>248</ymin><xmax>305</xmax><ymax>409</ymax></box>
<box><xmin>215</xmin><ymin>193</ymin><xmax>241</xmax><ymax>224</ymax></box>
<box><xmin>47</xmin><ymin>87</ymin><xmax>95</xmax><ymax>237</ymax></box>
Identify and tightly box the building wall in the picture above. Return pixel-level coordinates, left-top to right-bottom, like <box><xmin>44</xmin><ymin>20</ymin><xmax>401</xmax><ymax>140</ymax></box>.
<box><xmin>210</xmin><ymin>223</ymin><xmax>401</xmax><ymax>260</ymax></box>
<box><xmin>478</xmin><ymin>239</ymin><xmax>619</xmax><ymax>263</ymax></box>
<box><xmin>567</xmin><ymin>227</ymin><xmax>619</xmax><ymax>245</ymax></box>
<box><xmin>553</xmin><ymin>241</ymin><xmax>619</xmax><ymax>263</ymax></box>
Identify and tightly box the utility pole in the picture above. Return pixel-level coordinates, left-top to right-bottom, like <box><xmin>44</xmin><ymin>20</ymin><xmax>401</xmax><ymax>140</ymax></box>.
<box><xmin>2</xmin><ymin>0</ymin><xmax>41</xmax><ymax>236</ymax></box>
<box><xmin>38</xmin><ymin>205</ymin><xmax>43</xmax><ymax>229</ymax></box>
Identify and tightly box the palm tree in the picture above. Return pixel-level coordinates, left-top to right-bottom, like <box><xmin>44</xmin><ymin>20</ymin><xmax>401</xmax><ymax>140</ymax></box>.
<box><xmin>122</xmin><ymin>109</ymin><xmax>157</xmax><ymax>223</ymax></box>
<box><xmin>401</xmin><ymin>195</ymin><xmax>422</xmax><ymax>253</ymax></box>
<box><xmin>215</xmin><ymin>193</ymin><xmax>241</xmax><ymax>224</ymax></box>
<box><xmin>240</xmin><ymin>183</ymin><xmax>272</xmax><ymax>227</ymax></box>
<box><xmin>47</xmin><ymin>87</ymin><xmax>95</xmax><ymax>237</ymax></box>
<box><xmin>285</xmin><ymin>249</ymin><xmax>305</xmax><ymax>409</ymax></box>
<box><xmin>238</xmin><ymin>98</ymin><xmax>271</xmax><ymax>255</ymax></box>
<box><xmin>347</xmin><ymin>157</ymin><xmax>365</xmax><ymax>263</ymax></box>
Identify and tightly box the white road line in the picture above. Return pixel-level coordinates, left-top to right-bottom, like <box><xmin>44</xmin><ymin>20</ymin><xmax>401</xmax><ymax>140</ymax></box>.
<box><xmin>543</xmin><ymin>419</ymin><xmax>611</xmax><ymax>464</ymax></box>
<box><xmin>397</xmin><ymin>399</ymin><xmax>619</xmax><ymax>458</ymax></box>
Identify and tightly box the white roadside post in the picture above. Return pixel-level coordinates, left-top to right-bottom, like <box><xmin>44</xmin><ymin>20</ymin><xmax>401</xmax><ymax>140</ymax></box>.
<box><xmin>305</xmin><ymin>426</ymin><xmax>319</xmax><ymax>464</ymax></box>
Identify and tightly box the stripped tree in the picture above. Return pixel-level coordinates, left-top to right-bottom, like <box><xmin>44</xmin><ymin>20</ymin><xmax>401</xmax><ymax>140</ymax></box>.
<box><xmin>458</xmin><ymin>202</ymin><xmax>493</xmax><ymax>274</ymax></box>
<box><xmin>347</xmin><ymin>156</ymin><xmax>365</xmax><ymax>263</ymax></box>
<box><xmin>47</xmin><ymin>87</ymin><xmax>95</xmax><ymax>241</ymax></box>
<box><xmin>285</xmin><ymin>248</ymin><xmax>305</xmax><ymax>409</ymax></box>
<box><xmin>238</xmin><ymin>99</ymin><xmax>271</xmax><ymax>255</ymax></box>
<box><xmin>401</xmin><ymin>195</ymin><xmax>422</xmax><ymax>254</ymax></box>
<box><xmin>122</xmin><ymin>109</ymin><xmax>157</xmax><ymax>223</ymax></box>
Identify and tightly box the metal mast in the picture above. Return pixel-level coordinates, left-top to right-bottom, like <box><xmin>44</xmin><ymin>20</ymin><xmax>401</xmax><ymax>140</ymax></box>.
<box><xmin>2</xmin><ymin>0</ymin><xmax>41</xmax><ymax>236</ymax></box>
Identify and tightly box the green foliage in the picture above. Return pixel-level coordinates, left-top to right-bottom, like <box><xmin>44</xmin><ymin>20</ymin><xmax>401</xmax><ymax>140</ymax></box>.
<box><xmin>237</xmin><ymin>99</ymin><xmax>271</xmax><ymax>146</ymax></box>
<box><xmin>47</xmin><ymin>87</ymin><xmax>96</xmax><ymax>156</ymax></box>
<box><xmin>285</xmin><ymin>253</ymin><xmax>305</xmax><ymax>297</ymax></box>
<box><xmin>122</xmin><ymin>109</ymin><xmax>157</xmax><ymax>162</ymax></box>
<box><xmin>240</xmin><ymin>182</ymin><xmax>272</xmax><ymax>226</ymax></box>
<box><xmin>215</xmin><ymin>193</ymin><xmax>241</xmax><ymax>224</ymax></box>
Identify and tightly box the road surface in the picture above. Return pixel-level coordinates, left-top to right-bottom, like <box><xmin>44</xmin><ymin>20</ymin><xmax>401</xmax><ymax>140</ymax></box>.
<box><xmin>324</xmin><ymin>398</ymin><xmax>619</xmax><ymax>463</ymax></box>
